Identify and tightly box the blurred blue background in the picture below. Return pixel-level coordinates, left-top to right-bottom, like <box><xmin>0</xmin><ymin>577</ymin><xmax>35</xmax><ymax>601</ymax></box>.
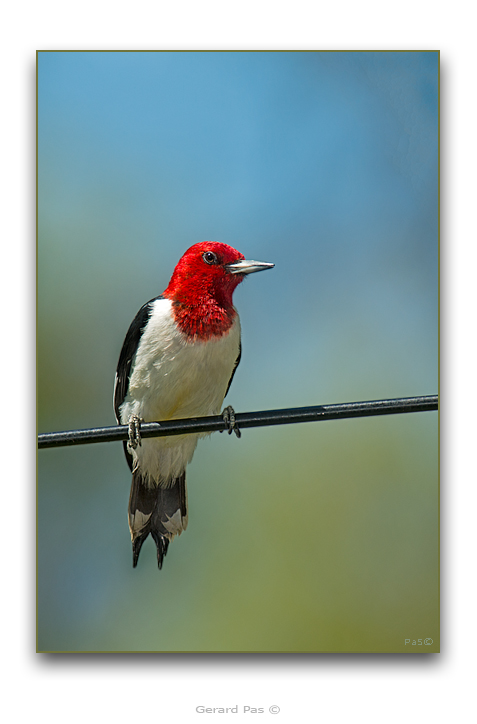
<box><xmin>37</xmin><ymin>51</ymin><xmax>438</xmax><ymax>652</ymax></box>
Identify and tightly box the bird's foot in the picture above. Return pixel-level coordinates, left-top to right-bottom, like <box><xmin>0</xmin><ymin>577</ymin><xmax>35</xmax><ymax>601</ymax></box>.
<box><xmin>128</xmin><ymin>415</ymin><xmax>144</xmax><ymax>449</ymax></box>
<box><xmin>221</xmin><ymin>405</ymin><xmax>241</xmax><ymax>438</ymax></box>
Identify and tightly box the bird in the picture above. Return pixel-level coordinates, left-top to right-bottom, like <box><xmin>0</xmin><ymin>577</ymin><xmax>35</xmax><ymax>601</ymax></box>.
<box><xmin>114</xmin><ymin>241</ymin><xmax>274</xmax><ymax>569</ymax></box>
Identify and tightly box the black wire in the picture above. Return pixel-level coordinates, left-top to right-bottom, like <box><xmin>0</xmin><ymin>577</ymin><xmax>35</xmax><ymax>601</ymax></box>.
<box><xmin>38</xmin><ymin>395</ymin><xmax>438</xmax><ymax>450</ymax></box>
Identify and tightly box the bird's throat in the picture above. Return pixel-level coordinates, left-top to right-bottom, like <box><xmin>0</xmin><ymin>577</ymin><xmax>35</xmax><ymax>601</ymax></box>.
<box><xmin>171</xmin><ymin>298</ymin><xmax>236</xmax><ymax>341</ymax></box>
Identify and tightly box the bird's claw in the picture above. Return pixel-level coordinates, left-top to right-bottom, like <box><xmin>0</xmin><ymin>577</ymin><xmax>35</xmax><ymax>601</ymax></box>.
<box><xmin>128</xmin><ymin>415</ymin><xmax>143</xmax><ymax>449</ymax></box>
<box><xmin>221</xmin><ymin>405</ymin><xmax>241</xmax><ymax>438</ymax></box>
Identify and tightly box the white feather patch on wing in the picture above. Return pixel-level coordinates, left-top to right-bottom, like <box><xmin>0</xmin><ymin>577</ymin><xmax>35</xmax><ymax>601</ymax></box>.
<box><xmin>129</xmin><ymin>510</ymin><xmax>152</xmax><ymax>532</ymax></box>
<box><xmin>163</xmin><ymin>509</ymin><xmax>186</xmax><ymax>536</ymax></box>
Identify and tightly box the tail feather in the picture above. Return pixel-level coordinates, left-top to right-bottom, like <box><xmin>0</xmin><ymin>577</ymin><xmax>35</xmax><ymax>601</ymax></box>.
<box><xmin>128</xmin><ymin>470</ymin><xmax>188</xmax><ymax>569</ymax></box>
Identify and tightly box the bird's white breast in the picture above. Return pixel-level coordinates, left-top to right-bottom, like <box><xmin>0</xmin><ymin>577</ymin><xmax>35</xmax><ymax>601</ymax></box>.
<box><xmin>120</xmin><ymin>297</ymin><xmax>241</xmax><ymax>483</ymax></box>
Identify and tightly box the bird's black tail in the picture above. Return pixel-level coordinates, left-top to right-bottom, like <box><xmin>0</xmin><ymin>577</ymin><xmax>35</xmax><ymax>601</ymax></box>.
<box><xmin>128</xmin><ymin>470</ymin><xmax>188</xmax><ymax>569</ymax></box>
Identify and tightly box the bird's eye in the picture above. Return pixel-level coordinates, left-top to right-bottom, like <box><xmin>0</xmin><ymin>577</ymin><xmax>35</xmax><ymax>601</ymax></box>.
<box><xmin>202</xmin><ymin>251</ymin><xmax>218</xmax><ymax>265</ymax></box>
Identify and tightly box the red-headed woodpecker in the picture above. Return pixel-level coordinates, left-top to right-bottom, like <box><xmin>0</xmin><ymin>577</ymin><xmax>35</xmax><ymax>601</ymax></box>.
<box><xmin>114</xmin><ymin>242</ymin><xmax>274</xmax><ymax>568</ymax></box>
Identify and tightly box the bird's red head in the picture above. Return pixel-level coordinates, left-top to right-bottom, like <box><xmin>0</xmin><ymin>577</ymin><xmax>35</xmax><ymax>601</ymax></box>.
<box><xmin>163</xmin><ymin>241</ymin><xmax>274</xmax><ymax>341</ymax></box>
<box><xmin>164</xmin><ymin>242</ymin><xmax>246</xmax><ymax>311</ymax></box>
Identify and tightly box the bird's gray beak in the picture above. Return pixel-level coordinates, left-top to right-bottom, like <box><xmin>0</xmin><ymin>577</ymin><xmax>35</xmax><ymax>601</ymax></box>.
<box><xmin>226</xmin><ymin>259</ymin><xmax>275</xmax><ymax>275</ymax></box>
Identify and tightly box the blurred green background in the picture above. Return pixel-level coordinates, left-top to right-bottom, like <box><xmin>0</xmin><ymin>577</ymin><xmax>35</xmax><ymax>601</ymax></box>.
<box><xmin>37</xmin><ymin>51</ymin><xmax>438</xmax><ymax>653</ymax></box>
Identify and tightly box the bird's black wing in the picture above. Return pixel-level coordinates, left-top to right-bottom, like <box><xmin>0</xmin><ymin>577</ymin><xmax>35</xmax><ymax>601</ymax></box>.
<box><xmin>114</xmin><ymin>295</ymin><xmax>164</xmax><ymax>469</ymax></box>
<box><xmin>224</xmin><ymin>339</ymin><xmax>242</xmax><ymax>398</ymax></box>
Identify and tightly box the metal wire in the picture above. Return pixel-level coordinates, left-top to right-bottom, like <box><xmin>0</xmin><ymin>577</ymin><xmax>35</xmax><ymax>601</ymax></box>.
<box><xmin>38</xmin><ymin>395</ymin><xmax>438</xmax><ymax>450</ymax></box>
